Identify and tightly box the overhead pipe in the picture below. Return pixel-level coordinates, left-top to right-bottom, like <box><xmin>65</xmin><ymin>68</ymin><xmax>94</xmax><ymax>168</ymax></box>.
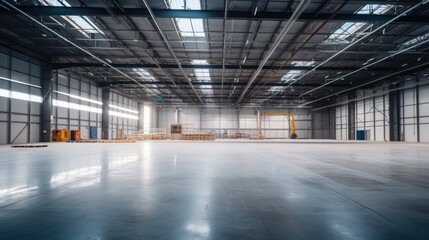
<box><xmin>252</xmin><ymin>0</ymin><xmax>348</xmax><ymax>102</ymax></box>
<box><xmin>236</xmin><ymin>0</ymin><xmax>311</xmax><ymax>104</ymax></box>
<box><xmin>262</xmin><ymin>0</ymin><xmax>429</xmax><ymax>103</ymax></box>
<box><xmin>311</xmin><ymin>77</ymin><xmax>429</xmax><ymax>112</ymax></box>
<box><xmin>0</xmin><ymin>0</ymin><xmax>159</xmax><ymax>97</ymax></box>
<box><xmin>140</xmin><ymin>0</ymin><xmax>203</xmax><ymax>104</ymax></box>
<box><xmin>299</xmin><ymin>61</ymin><xmax>429</xmax><ymax>107</ymax></box>
<box><xmin>298</xmin><ymin>35</ymin><xmax>429</xmax><ymax>100</ymax></box>
<box><xmin>102</xmin><ymin>0</ymin><xmax>192</xmax><ymax>103</ymax></box>
<box><xmin>287</xmin><ymin>0</ymin><xmax>429</xmax><ymax>90</ymax></box>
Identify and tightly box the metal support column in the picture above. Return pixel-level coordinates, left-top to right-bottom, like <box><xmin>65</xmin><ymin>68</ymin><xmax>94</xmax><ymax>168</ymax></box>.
<box><xmin>237</xmin><ymin>106</ymin><xmax>240</xmax><ymax>133</ymax></box>
<box><xmin>348</xmin><ymin>93</ymin><xmax>356</xmax><ymax>140</ymax></box>
<box><xmin>199</xmin><ymin>107</ymin><xmax>203</xmax><ymax>130</ymax></box>
<box><xmin>330</xmin><ymin>107</ymin><xmax>336</xmax><ymax>139</ymax></box>
<box><xmin>389</xmin><ymin>87</ymin><xmax>401</xmax><ymax>141</ymax></box>
<box><xmin>416</xmin><ymin>75</ymin><xmax>420</xmax><ymax>142</ymax></box>
<box><xmin>101</xmin><ymin>88</ymin><xmax>110</xmax><ymax>139</ymax></box>
<box><xmin>41</xmin><ymin>64</ymin><xmax>53</xmax><ymax>142</ymax></box>
<box><xmin>138</xmin><ymin>103</ymin><xmax>144</xmax><ymax>131</ymax></box>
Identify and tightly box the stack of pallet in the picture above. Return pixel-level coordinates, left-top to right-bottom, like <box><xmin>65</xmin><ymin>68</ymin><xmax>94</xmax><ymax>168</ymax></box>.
<box><xmin>148</xmin><ymin>133</ymin><xmax>166</xmax><ymax>140</ymax></box>
<box><xmin>181</xmin><ymin>132</ymin><xmax>215</xmax><ymax>141</ymax></box>
<box><xmin>76</xmin><ymin>139</ymin><xmax>135</xmax><ymax>143</ymax></box>
<box><xmin>250</xmin><ymin>133</ymin><xmax>265</xmax><ymax>140</ymax></box>
<box><xmin>170</xmin><ymin>133</ymin><xmax>182</xmax><ymax>140</ymax></box>
<box><xmin>126</xmin><ymin>133</ymin><xmax>166</xmax><ymax>141</ymax></box>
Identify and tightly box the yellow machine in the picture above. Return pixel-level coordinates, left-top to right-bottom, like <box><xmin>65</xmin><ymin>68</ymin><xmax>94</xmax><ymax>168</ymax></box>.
<box><xmin>52</xmin><ymin>129</ymin><xmax>71</xmax><ymax>142</ymax></box>
<box><xmin>260</xmin><ymin>112</ymin><xmax>297</xmax><ymax>139</ymax></box>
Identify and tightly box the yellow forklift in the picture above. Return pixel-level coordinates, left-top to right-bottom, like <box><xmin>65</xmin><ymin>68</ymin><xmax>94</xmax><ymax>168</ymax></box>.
<box><xmin>259</xmin><ymin>112</ymin><xmax>297</xmax><ymax>139</ymax></box>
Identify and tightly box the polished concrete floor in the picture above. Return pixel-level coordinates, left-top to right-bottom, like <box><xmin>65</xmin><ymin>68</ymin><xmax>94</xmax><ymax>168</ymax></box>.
<box><xmin>0</xmin><ymin>140</ymin><xmax>428</xmax><ymax>240</ymax></box>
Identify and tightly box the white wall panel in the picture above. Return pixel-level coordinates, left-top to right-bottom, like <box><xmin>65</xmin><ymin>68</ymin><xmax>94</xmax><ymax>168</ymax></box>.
<box><xmin>0</xmin><ymin>97</ymin><xmax>8</xmax><ymax>112</ymax></box>
<box><xmin>10</xmin><ymin>122</ymin><xmax>28</xmax><ymax>144</ymax></box>
<box><xmin>30</xmin><ymin>124</ymin><xmax>40</xmax><ymax>142</ymax></box>
<box><xmin>0</xmin><ymin>122</ymin><xmax>7</xmax><ymax>144</ymax></box>
<box><xmin>420</xmin><ymin>124</ymin><xmax>429</xmax><ymax>142</ymax></box>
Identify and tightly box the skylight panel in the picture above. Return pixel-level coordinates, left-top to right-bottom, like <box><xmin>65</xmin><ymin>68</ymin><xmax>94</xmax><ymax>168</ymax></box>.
<box><xmin>40</xmin><ymin>0</ymin><xmax>104</xmax><ymax>37</ymax></box>
<box><xmin>327</xmin><ymin>4</ymin><xmax>393</xmax><ymax>43</ymax></box>
<box><xmin>191</xmin><ymin>59</ymin><xmax>212</xmax><ymax>94</ymax></box>
<box><xmin>169</xmin><ymin>0</ymin><xmax>206</xmax><ymax>38</ymax></box>
<box><xmin>281</xmin><ymin>61</ymin><xmax>314</xmax><ymax>83</ymax></box>
<box><xmin>133</xmin><ymin>68</ymin><xmax>160</xmax><ymax>94</ymax></box>
<box><xmin>399</xmin><ymin>32</ymin><xmax>429</xmax><ymax>50</ymax></box>
<box><xmin>356</xmin><ymin>4</ymin><xmax>393</xmax><ymax>15</ymax></box>
<box><xmin>133</xmin><ymin>68</ymin><xmax>157</xmax><ymax>82</ymax></box>
<box><xmin>270</xmin><ymin>61</ymin><xmax>314</xmax><ymax>92</ymax></box>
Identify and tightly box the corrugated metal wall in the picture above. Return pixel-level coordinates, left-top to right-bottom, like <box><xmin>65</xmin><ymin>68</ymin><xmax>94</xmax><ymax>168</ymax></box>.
<box><xmin>52</xmin><ymin>71</ymin><xmax>140</xmax><ymax>140</ymax></box>
<box><xmin>157</xmin><ymin>107</ymin><xmax>312</xmax><ymax>139</ymax></box>
<box><xmin>0</xmin><ymin>46</ymin><xmax>43</xmax><ymax>144</ymax></box>
<box><xmin>53</xmin><ymin>71</ymin><xmax>102</xmax><ymax>139</ymax></box>
<box><xmin>109</xmin><ymin>91</ymin><xmax>139</xmax><ymax>139</ymax></box>
<box><xmin>334</xmin><ymin>72</ymin><xmax>429</xmax><ymax>142</ymax></box>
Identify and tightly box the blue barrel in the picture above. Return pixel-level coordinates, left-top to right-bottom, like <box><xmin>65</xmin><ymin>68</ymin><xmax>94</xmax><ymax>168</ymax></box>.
<box><xmin>356</xmin><ymin>130</ymin><xmax>365</xmax><ymax>140</ymax></box>
<box><xmin>90</xmin><ymin>127</ymin><xmax>98</xmax><ymax>139</ymax></box>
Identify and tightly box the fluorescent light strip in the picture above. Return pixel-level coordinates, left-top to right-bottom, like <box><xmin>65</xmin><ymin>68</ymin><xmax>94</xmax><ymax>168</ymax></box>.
<box><xmin>109</xmin><ymin>110</ymin><xmax>139</xmax><ymax>120</ymax></box>
<box><xmin>0</xmin><ymin>76</ymin><xmax>41</xmax><ymax>88</ymax></box>
<box><xmin>54</xmin><ymin>90</ymin><xmax>103</xmax><ymax>105</ymax></box>
<box><xmin>0</xmin><ymin>88</ymin><xmax>42</xmax><ymax>103</ymax></box>
<box><xmin>53</xmin><ymin>99</ymin><xmax>102</xmax><ymax>113</ymax></box>
<box><xmin>109</xmin><ymin>104</ymin><xmax>139</xmax><ymax>114</ymax></box>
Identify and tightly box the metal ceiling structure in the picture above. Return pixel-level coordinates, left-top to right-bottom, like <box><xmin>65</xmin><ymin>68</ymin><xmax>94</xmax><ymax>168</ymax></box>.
<box><xmin>1</xmin><ymin>0</ymin><xmax>429</xmax><ymax>107</ymax></box>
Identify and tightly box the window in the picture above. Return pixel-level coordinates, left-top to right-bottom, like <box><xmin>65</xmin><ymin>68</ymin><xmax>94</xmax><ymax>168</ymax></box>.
<box><xmin>0</xmin><ymin>88</ymin><xmax>42</xmax><ymax>103</ymax></box>
<box><xmin>54</xmin><ymin>90</ymin><xmax>103</xmax><ymax>105</ymax></box>
<box><xmin>53</xmin><ymin>99</ymin><xmax>102</xmax><ymax>113</ymax></box>
<box><xmin>109</xmin><ymin>110</ymin><xmax>139</xmax><ymax>120</ymax></box>
<box><xmin>169</xmin><ymin>0</ymin><xmax>206</xmax><ymax>38</ymax></box>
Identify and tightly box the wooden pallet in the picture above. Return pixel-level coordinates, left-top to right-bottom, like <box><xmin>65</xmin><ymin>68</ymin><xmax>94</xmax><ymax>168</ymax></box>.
<box><xmin>250</xmin><ymin>134</ymin><xmax>265</xmax><ymax>140</ymax></box>
<box><xmin>11</xmin><ymin>144</ymin><xmax>48</xmax><ymax>148</ymax></box>
<box><xmin>181</xmin><ymin>133</ymin><xmax>215</xmax><ymax>141</ymax></box>
<box><xmin>126</xmin><ymin>134</ymin><xmax>166</xmax><ymax>141</ymax></box>
<box><xmin>170</xmin><ymin>133</ymin><xmax>182</xmax><ymax>140</ymax></box>
<box><xmin>75</xmin><ymin>139</ymin><xmax>135</xmax><ymax>143</ymax></box>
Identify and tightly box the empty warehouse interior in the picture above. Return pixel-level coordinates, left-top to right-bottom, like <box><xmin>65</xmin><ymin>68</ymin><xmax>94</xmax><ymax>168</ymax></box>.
<box><xmin>1</xmin><ymin>0</ymin><xmax>429</xmax><ymax>239</ymax></box>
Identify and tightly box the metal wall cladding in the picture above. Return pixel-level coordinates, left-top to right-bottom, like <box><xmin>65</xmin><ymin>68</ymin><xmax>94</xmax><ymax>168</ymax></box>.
<box><xmin>156</xmin><ymin>107</ymin><xmax>312</xmax><ymax>139</ymax></box>
<box><xmin>0</xmin><ymin>46</ymin><xmax>42</xmax><ymax>144</ymax></box>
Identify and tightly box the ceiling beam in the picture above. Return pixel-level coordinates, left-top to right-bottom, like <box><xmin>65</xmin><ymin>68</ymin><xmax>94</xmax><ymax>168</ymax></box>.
<box><xmin>54</xmin><ymin>63</ymin><xmax>394</xmax><ymax>71</ymax></box>
<box><xmin>2</xmin><ymin>6</ymin><xmax>429</xmax><ymax>24</ymax></box>
<box><xmin>98</xmin><ymin>81</ymin><xmax>347</xmax><ymax>88</ymax></box>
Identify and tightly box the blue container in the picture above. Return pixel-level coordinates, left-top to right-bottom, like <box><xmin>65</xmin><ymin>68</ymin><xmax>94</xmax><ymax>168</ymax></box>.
<box><xmin>90</xmin><ymin>127</ymin><xmax>98</xmax><ymax>139</ymax></box>
<box><xmin>356</xmin><ymin>130</ymin><xmax>365</xmax><ymax>140</ymax></box>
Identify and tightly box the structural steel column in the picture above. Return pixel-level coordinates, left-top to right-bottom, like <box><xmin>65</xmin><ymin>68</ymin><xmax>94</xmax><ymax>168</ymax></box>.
<box><xmin>389</xmin><ymin>87</ymin><xmax>401</xmax><ymax>141</ymax></box>
<box><xmin>101</xmin><ymin>88</ymin><xmax>110</xmax><ymax>139</ymax></box>
<box><xmin>416</xmin><ymin>76</ymin><xmax>420</xmax><ymax>142</ymax></box>
<box><xmin>41</xmin><ymin>65</ymin><xmax>53</xmax><ymax>142</ymax></box>
<box><xmin>348</xmin><ymin>93</ymin><xmax>356</xmax><ymax>140</ymax></box>
<box><xmin>138</xmin><ymin>103</ymin><xmax>144</xmax><ymax>131</ymax></box>
<box><xmin>329</xmin><ymin>107</ymin><xmax>336</xmax><ymax>139</ymax></box>
<box><xmin>237</xmin><ymin>107</ymin><xmax>240</xmax><ymax>132</ymax></box>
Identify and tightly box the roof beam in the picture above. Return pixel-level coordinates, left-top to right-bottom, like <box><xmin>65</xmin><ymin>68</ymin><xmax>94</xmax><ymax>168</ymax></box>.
<box><xmin>54</xmin><ymin>63</ymin><xmax>394</xmax><ymax>71</ymax></box>
<box><xmin>98</xmin><ymin>81</ymin><xmax>347</xmax><ymax>88</ymax></box>
<box><xmin>2</xmin><ymin>6</ymin><xmax>429</xmax><ymax>24</ymax></box>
